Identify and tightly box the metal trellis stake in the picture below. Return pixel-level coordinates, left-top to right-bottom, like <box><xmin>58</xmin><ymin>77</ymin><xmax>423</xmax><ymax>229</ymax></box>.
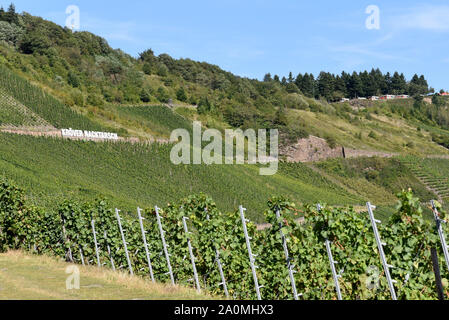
<box><xmin>79</xmin><ymin>244</ymin><xmax>85</xmax><ymax>266</ymax></box>
<box><xmin>239</xmin><ymin>205</ymin><xmax>262</xmax><ymax>300</ymax></box>
<box><xmin>183</xmin><ymin>217</ymin><xmax>201</xmax><ymax>292</ymax></box>
<box><xmin>156</xmin><ymin>206</ymin><xmax>175</xmax><ymax>285</ymax></box>
<box><xmin>367</xmin><ymin>202</ymin><xmax>397</xmax><ymax>300</ymax></box>
<box><xmin>275</xmin><ymin>208</ymin><xmax>299</xmax><ymax>300</ymax></box>
<box><xmin>431</xmin><ymin>200</ymin><xmax>449</xmax><ymax>273</ymax></box>
<box><xmin>137</xmin><ymin>207</ymin><xmax>155</xmax><ymax>282</ymax></box>
<box><xmin>91</xmin><ymin>219</ymin><xmax>101</xmax><ymax>267</ymax></box>
<box><xmin>317</xmin><ymin>204</ymin><xmax>342</xmax><ymax>300</ymax></box>
<box><xmin>205</xmin><ymin>209</ymin><xmax>229</xmax><ymax>298</ymax></box>
<box><xmin>104</xmin><ymin>230</ymin><xmax>115</xmax><ymax>271</ymax></box>
<box><xmin>61</xmin><ymin>217</ymin><xmax>73</xmax><ymax>262</ymax></box>
<box><xmin>115</xmin><ymin>208</ymin><xmax>133</xmax><ymax>276</ymax></box>
<box><xmin>325</xmin><ymin>240</ymin><xmax>343</xmax><ymax>300</ymax></box>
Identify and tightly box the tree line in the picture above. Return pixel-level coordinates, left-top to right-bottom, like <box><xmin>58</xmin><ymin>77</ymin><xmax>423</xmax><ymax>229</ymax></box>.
<box><xmin>264</xmin><ymin>69</ymin><xmax>432</xmax><ymax>102</ymax></box>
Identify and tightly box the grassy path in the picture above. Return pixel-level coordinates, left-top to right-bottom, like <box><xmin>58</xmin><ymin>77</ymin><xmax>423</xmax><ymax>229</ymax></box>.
<box><xmin>0</xmin><ymin>251</ymin><xmax>213</xmax><ymax>300</ymax></box>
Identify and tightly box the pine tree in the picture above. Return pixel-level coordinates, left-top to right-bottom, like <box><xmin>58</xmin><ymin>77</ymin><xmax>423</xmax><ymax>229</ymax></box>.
<box><xmin>348</xmin><ymin>72</ymin><xmax>363</xmax><ymax>98</ymax></box>
<box><xmin>6</xmin><ymin>3</ymin><xmax>18</xmax><ymax>24</ymax></box>
<box><xmin>317</xmin><ymin>72</ymin><xmax>334</xmax><ymax>100</ymax></box>
<box><xmin>263</xmin><ymin>73</ymin><xmax>272</xmax><ymax>82</ymax></box>
<box><xmin>384</xmin><ymin>72</ymin><xmax>392</xmax><ymax>94</ymax></box>
<box><xmin>334</xmin><ymin>75</ymin><xmax>347</xmax><ymax>97</ymax></box>
<box><xmin>391</xmin><ymin>72</ymin><xmax>406</xmax><ymax>94</ymax></box>
<box><xmin>300</xmin><ymin>73</ymin><xmax>315</xmax><ymax>98</ymax></box>
<box><xmin>294</xmin><ymin>73</ymin><xmax>303</xmax><ymax>89</ymax></box>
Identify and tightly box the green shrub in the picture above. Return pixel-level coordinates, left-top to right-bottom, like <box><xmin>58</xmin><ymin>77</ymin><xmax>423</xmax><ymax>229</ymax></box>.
<box><xmin>325</xmin><ymin>135</ymin><xmax>337</xmax><ymax>149</ymax></box>
<box><xmin>368</xmin><ymin>131</ymin><xmax>377</xmax><ymax>139</ymax></box>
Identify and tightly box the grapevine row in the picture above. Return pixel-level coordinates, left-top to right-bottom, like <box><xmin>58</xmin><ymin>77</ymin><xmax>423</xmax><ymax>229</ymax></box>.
<box><xmin>0</xmin><ymin>179</ymin><xmax>448</xmax><ymax>300</ymax></box>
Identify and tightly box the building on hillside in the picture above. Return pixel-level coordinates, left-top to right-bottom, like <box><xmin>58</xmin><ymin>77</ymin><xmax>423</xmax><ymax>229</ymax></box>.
<box><xmin>339</xmin><ymin>98</ymin><xmax>350</xmax><ymax>102</ymax></box>
<box><xmin>357</xmin><ymin>97</ymin><xmax>367</xmax><ymax>100</ymax></box>
<box><xmin>439</xmin><ymin>92</ymin><xmax>449</xmax><ymax>96</ymax></box>
<box><xmin>380</xmin><ymin>95</ymin><xmax>396</xmax><ymax>100</ymax></box>
<box><xmin>369</xmin><ymin>96</ymin><xmax>379</xmax><ymax>101</ymax></box>
<box><xmin>396</xmin><ymin>94</ymin><xmax>410</xmax><ymax>99</ymax></box>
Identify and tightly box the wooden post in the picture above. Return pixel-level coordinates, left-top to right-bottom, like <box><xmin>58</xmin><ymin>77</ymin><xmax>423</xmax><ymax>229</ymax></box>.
<box><xmin>431</xmin><ymin>247</ymin><xmax>445</xmax><ymax>300</ymax></box>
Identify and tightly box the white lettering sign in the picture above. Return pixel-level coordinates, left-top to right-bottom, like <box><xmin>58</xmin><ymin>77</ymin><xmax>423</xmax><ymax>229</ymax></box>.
<box><xmin>61</xmin><ymin>128</ymin><xmax>119</xmax><ymax>140</ymax></box>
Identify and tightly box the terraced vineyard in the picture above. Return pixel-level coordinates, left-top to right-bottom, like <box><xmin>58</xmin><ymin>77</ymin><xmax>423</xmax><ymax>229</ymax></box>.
<box><xmin>0</xmin><ymin>65</ymin><xmax>105</xmax><ymax>131</ymax></box>
<box><xmin>0</xmin><ymin>132</ymin><xmax>363</xmax><ymax>221</ymax></box>
<box><xmin>400</xmin><ymin>156</ymin><xmax>449</xmax><ymax>201</ymax></box>
<box><xmin>102</xmin><ymin>104</ymin><xmax>193</xmax><ymax>139</ymax></box>
<box><xmin>0</xmin><ymin>89</ymin><xmax>53</xmax><ymax>128</ymax></box>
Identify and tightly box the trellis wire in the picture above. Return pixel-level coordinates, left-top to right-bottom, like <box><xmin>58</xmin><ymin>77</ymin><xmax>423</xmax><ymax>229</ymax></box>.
<box><xmin>205</xmin><ymin>209</ymin><xmax>229</xmax><ymax>298</ymax></box>
<box><xmin>367</xmin><ymin>202</ymin><xmax>397</xmax><ymax>300</ymax></box>
<box><xmin>91</xmin><ymin>219</ymin><xmax>101</xmax><ymax>267</ymax></box>
<box><xmin>239</xmin><ymin>205</ymin><xmax>262</xmax><ymax>300</ymax></box>
<box><xmin>137</xmin><ymin>207</ymin><xmax>155</xmax><ymax>282</ymax></box>
<box><xmin>275</xmin><ymin>208</ymin><xmax>300</xmax><ymax>300</ymax></box>
<box><xmin>183</xmin><ymin>217</ymin><xmax>201</xmax><ymax>292</ymax></box>
<box><xmin>115</xmin><ymin>208</ymin><xmax>133</xmax><ymax>276</ymax></box>
<box><xmin>431</xmin><ymin>200</ymin><xmax>449</xmax><ymax>274</ymax></box>
<box><xmin>156</xmin><ymin>205</ymin><xmax>175</xmax><ymax>285</ymax></box>
<box><xmin>317</xmin><ymin>204</ymin><xmax>342</xmax><ymax>300</ymax></box>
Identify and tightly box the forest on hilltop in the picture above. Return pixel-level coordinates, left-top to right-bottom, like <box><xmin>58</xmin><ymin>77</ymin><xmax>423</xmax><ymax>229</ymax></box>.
<box><xmin>0</xmin><ymin>3</ymin><xmax>448</xmax><ymax>146</ymax></box>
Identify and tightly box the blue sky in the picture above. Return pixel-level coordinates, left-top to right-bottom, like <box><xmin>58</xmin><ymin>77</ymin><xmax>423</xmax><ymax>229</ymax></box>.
<box><xmin>5</xmin><ymin>0</ymin><xmax>449</xmax><ymax>90</ymax></box>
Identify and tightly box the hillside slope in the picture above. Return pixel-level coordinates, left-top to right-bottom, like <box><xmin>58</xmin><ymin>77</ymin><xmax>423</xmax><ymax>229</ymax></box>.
<box><xmin>1</xmin><ymin>8</ymin><xmax>449</xmax><ymax>154</ymax></box>
<box><xmin>0</xmin><ymin>132</ymin><xmax>363</xmax><ymax>221</ymax></box>
<box><xmin>0</xmin><ymin>7</ymin><xmax>447</xmax><ymax>219</ymax></box>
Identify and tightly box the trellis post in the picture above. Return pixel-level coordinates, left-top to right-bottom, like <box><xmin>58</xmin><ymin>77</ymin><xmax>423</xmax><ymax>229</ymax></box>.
<box><xmin>78</xmin><ymin>244</ymin><xmax>85</xmax><ymax>266</ymax></box>
<box><xmin>115</xmin><ymin>208</ymin><xmax>133</xmax><ymax>276</ymax></box>
<box><xmin>155</xmin><ymin>206</ymin><xmax>175</xmax><ymax>285</ymax></box>
<box><xmin>317</xmin><ymin>204</ymin><xmax>342</xmax><ymax>300</ymax></box>
<box><xmin>91</xmin><ymin>219</ymin><xmax>101</xmax><ymax>267</ymax></box>
<box><xmin>431</xmin><ymin>200</ymin><xmax>449</xmax><ymax>273</ymax></box>
<box><xmin>104</xmin><ymin>230</ymin><xmax>115</xmax><ymax>271</ymax></box>
<box><xmin>275</xmin><ymin>208</ymin><xmax>300</xmax><ymax>300</ymax></box>
<box><xmin>367</xmin><ymin>202</ymin><xmax>397</xmax><ymax>300</ymax></box>
<box><xmin>239</xmin><ymin>205</ymin><xmax>262</xmax><ymax>300</ymax></box>
<box><xmin>325</xmin><ymin>240</ymin><xmax>343</xmax><ymax>300</ymax></box>
<box><xmin>205</xmin><ymin>209</ymin><xmax>229</xmax><ymax>298</ymax></box>
<box><xmin>137</xmin><ymin>207</ymin><xmax>155</xmax><ymax>282</ymax></box>
<box><xmin>61</xmin><ymin>217</ymin><xmax>73</xmax><ymax>262</ymax></box>
<box><xmin>183</xmin><ymin>217</ymin><xmax>201</xmax><ymax>292</ymax></box>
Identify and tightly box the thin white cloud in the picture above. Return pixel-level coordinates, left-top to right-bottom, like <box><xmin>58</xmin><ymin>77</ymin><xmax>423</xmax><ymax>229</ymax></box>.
<box><xmin>392</xmin><ymin>5</ymin><xmax>449</xmax><ymax>32</ymax></box>
<box><xmin>330</xmin><ymin>44</ymin><xmax>400</xmax><ymax>61</ymax></box>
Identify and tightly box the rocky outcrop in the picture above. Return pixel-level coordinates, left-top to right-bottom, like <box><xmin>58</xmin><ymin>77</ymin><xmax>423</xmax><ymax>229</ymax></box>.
<box><xmin>281</xmin><ymin>135</ymin><xmax>396</xmax><ymax>163</ymax></box>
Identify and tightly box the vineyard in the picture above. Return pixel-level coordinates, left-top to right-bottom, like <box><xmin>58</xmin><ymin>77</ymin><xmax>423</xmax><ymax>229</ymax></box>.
<box><xmin>1</xmin><ymin>179</ymin><xmax>448</xmax><ymax>300</ymax></box>
<box><xmin>0</xmin><ymin>88</ymin><xmax>52</xmax><ymax>127</ymax></box>
<box><xmin>400</xmin><ymin>156</ymin><xmax>449</xmax><ymax>202</ymax></box>
<box><xmin>0</xmin><ymin>65</ymin><xmax>104</xmax><ymax>130</ymax></box>
<box><xmin>0</xmin><ymin>132</ymin><xmax>361</xmax><ymax>220</ymax></box>
<box><xmin>104</xmin><ymin>105</ymin><xmax>193</xmax><ymax>138</ymax></box>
